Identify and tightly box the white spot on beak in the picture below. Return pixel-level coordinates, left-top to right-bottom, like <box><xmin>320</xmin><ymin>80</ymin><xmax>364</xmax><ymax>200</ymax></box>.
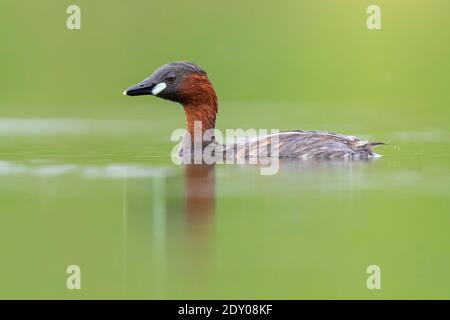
<box><xmin>122</xmin><ymin>90</ymin><xmax>127</xmax><ymax>96</ymax></box>
<box><xmin>152</xmin><ymin>82</ymin><xmax>167</xmax><ymax>95</ymax></box>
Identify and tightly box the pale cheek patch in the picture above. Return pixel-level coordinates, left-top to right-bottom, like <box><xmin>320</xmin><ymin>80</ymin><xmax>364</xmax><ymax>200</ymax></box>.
<box><xmin>152</xmin><ymin>82</ymin><xmax>167</xmax><ymax>95</ymax></box>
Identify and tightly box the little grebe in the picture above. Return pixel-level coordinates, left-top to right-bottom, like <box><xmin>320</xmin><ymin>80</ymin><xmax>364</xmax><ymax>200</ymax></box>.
<box><xmin>124</xmin><ymin>62</ymin><xmax>383</xmax><ymax>161</ymax></box>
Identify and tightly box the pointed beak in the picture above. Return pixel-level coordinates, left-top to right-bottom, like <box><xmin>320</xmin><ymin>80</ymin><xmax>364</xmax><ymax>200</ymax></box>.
<box><xmin>123</xmin><ymin>77</ymin><xmax>156</xmax><ymax>96</ymax></box>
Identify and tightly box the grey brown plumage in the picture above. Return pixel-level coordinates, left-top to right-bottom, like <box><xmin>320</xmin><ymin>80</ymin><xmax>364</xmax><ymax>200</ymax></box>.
<box><xmin>232</xmin><ymin>130</ymin><xmax>382</xmax><ymax>160</ymax></box>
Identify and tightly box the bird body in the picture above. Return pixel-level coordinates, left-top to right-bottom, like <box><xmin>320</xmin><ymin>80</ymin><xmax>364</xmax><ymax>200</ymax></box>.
<box><xmin>233</xmin><ymin>130</ymin><xmax>382</xmax><ymax>160</ymax></box>
<box><xmin>124</xmin><ymin>62</ymin><xmax>383</xmax><ymax>162</ymax></box>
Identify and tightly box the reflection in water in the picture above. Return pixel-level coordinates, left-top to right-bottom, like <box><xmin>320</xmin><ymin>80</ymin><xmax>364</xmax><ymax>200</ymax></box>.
<box><xmin>184</xmin><ymin>164</ymin><xmax>215</xmax><ymax>224</ymax></box>
<box><xmin>124</xmin><ymin>164</ymin><xmax>216</xmax><ymax>297</ymax></box>
<box><xmin>183</xmin><ymin>165</ymin><xmax>216</xmax><ymax>293</ymax></box>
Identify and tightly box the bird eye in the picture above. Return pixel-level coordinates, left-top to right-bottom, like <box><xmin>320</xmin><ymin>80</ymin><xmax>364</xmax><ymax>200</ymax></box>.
<box><xmin>166</xmin><ymin>75</ymin><xmax>176</xmax><ymax>82</ymax></box>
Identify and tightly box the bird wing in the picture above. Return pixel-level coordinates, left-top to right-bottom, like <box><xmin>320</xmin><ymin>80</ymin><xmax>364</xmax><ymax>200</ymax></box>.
<box><xmin>234</xmin><ymin>130</ymin><xmax>382</xmax><ymax>160</ymax></box>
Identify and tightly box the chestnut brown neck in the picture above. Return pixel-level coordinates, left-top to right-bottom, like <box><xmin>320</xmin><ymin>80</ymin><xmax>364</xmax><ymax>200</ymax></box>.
<box><xmin>179</xmin><ymin>74</ymin><xmax>218</xmax><ymax>135</ymax></box>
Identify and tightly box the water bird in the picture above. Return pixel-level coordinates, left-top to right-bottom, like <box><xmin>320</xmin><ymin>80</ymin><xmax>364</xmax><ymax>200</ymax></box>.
<box><xmin>124</xmin><ymin>62</ymin><xmax>383</xmax><ymax>161</ymax></box>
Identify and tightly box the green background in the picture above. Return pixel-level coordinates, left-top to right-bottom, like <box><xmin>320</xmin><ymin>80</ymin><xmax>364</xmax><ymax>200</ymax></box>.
<box><xmin>0</xmin><ymin>0</ymin><xmax>449</xmax><ymax>299</ymax></box>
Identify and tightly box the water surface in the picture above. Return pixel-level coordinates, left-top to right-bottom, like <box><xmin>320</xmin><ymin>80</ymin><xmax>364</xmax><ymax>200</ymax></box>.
<box><xmin>1</xmin><ymin>117</ymin><xmax>449</xmax><ymax>299</ymax></box>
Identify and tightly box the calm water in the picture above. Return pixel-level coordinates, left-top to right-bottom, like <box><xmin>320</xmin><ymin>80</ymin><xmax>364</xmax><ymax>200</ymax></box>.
<box><xmin>1</xmin><ymin>0</ymin><xmax>450</xmax><ymax>299</ymax></box>
<box><xmin>0</xmin><ymin>115</ymin><xmax>449</xmax><ymax>299</ymax></box>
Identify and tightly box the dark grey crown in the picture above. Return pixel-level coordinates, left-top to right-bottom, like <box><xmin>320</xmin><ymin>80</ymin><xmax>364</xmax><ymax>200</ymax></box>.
<box><xmin>160</xmin><ymin>61</ymin><xmax>207</xmax><ymax>75</ymax></box>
